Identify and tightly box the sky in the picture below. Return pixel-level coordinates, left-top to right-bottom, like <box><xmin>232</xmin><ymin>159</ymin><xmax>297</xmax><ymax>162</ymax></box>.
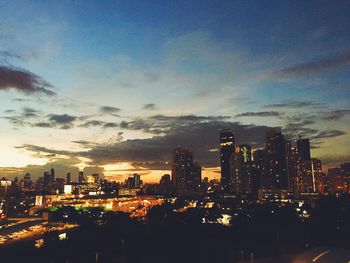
<box><xmin>0</xmin><ymin>0</ymin><xmax>349</xmax><ymax>183</ymax></box>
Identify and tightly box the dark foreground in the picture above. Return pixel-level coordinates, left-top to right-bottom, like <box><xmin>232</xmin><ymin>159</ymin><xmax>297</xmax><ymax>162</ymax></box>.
<box><xmin>1</xmin><ymin>195</ymin><xmax>350</xmax><ymax>263</ymax></box>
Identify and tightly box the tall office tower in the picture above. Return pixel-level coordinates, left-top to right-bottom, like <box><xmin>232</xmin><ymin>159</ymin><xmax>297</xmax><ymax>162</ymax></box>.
<box><xmin>66</xmin><ymin>172</ymin><xmax>71</xmax><ymax>184</ymax></box>
<box><xmin>328</xmin><ymin>167</ymin><xmax>345</xmax><ymax>192</ymax></box>
<box><xmin>264</xmin><ymin>129</ymin><xmax>288</xmax><ymax>190</ymax></box>
<box><xmin>297</xmin><ymin>139</ymin><xmax>311</xmax><ymax>161</ymax></box>
<box><xmin>285</xmin><ymin>142</ymin><xmax>303</xmax><ymax>192</ymax></box>
<box><xmin>220</xmin><ymin>129</ymin><xmax>235</xmax><ymax>193</ymax></box>
<box><xmin>311</xmin><ymin>158</ymin><xmax>323</xmax><ymax>192</ymax></box>
<box><xmin>23</xmin><ymin>173</ymin><xmax>32</xmax><ymax>189</ymax></box>
<box><xmin>171</xmin><ymin>147</ymin><xmax>201</xmax><ymax>196</ymax></box>
<box><xmin>192</xmin><ymin>163</ymin><xmax>202</xmax><ymax>194</ymax></box>
<box><xmin>297</xmin><ymin>138</ymin><xmax>313</xmax><ymax>192</ymax></box>
<box><xmin>133</xmin><ymin>173</ymin><xmax>141</xmax><ymax>188</ymax></box>
<box><xmin>159</xmin><ymin>174</ymin><xmax>172</xmax><ymax>196</ymax></box>
<box><xmin>43</xmin><ymin>171</ymin><xmax>51</xmax><ymax>191</ymax></box>
<box><xmin>249</xmin><ymin>149</ymin><xmax>264</xmax><ymax>196</ymax></box>
<box><xmin>340</xmin><ymin>163</ymin><xmax>350</xmax><ymax>193</ymax></box>
<box><xmin>50</xmin><ymin>168</ymin><xmax>55</xmax><ymax>183</ymax></box>
<box><xmin>240</xmin><ymin>144</ymin><xmax>252</xmax><ymax>193</ymax></box>
<box><xmin>231</xmin><ymin>144</ymin><xmax>252</xmax><ymax>194</ymax></box>
<box><xmin>78</xmin><ymin>171</ymin><xmax>85</xmax><ymax>183</ymax></box>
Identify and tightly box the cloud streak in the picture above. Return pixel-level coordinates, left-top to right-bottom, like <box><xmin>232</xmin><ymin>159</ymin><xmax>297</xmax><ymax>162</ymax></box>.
<box><xmin>235</xmin><ymin>111</ymin><xmax>280</xmax><ymax>117</ymax></box>
<box><xmin>0</xmin><ymin>66</ymin><xmax>55</xmax><ymax>95</ymax></box>
<box><xmin>274</xmin><ymin>51</ymin><xmax>350</xmax><ymax>77</ymax></box>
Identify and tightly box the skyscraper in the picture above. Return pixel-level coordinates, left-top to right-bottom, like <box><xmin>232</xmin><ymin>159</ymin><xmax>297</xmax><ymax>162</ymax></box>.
<box><xmin>297</xmin><ymin>139</ymin><xmax>311</xmax><ymax>161</ymax></box>
<box><xmin>264</xmin><ymin>129</ymin><xmax>288</xmax><ymax>190</ymax></box>
<box><xmin>220</xmin><ymin>129</ymin><xmax>235</xmax><ymax>193</ymax></box>
<box><xmin>159</xmin><ymin>174</ymin><xmax>172</xmax><ymax>196</ymax></box>
<box><xmin>231</xmin><ymin>144</ymin><xmax>252</xmax><ymax>194</ymax></box>
<box><xmin>171</xmin><ymin>147</ymin><xmax>201</xmax><ymax>196</ymax></box>
<box><xmin>311</xmin><ymin>158</ymin><xmax>323</xmax><ymax>192</ymax></box>
<box><xmin>78</xmin><ymin>171</ymin><xmax>85</xmax><ymax>183</ymax></box>
<box><xmin>66</xmin><ymin>172</ymin><xmax>71</xmax><ymax>184</ymax></box>
<box><xmin>297</xmin><ymin>138</ymin><xmax>313</xmax><ymax>192</ymax></box>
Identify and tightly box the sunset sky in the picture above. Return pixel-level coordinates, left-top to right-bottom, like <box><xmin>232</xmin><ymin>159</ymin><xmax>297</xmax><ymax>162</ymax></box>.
<box><xmin>0</xmin><ymin>0</ymin><xmax>349</xmax><ymax>182</ymax></box>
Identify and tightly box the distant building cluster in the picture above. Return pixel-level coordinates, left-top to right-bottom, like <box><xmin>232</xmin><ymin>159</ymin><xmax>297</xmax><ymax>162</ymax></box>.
<box><xmin>0</xmin><ymin>128</ymin><xmax>349</xmax><ymax>220</ymax></box>
<box><xmin>219</xmin><ymin>128</ymin><xmax>350</xmax><ymax>198</ymax></box>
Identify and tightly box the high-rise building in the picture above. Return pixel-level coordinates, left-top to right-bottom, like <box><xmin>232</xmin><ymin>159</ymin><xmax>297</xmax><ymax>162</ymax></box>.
<box><xmin>311</xmin><ymin>158</ymin><xmax>323</xmax><ymax>192</ymax></box>
<box><xmin>297</xmin><ymin>139</ymin><xmax>311</xmax><ymax>161</ymax></box>
<box><xmin>133</xmin><ymin>173</ymin><xmax>141</xmax><ymax>188</ymax></box>
<box><xmin>286</xmin><ymin>142</ymin><xmax>303</xmax><ymax>192</ymax></box>
<box><xmin>328</xmin><ymin>167</ymin><xmax>344</xmax><ymax>192</ymax></box>
<box><xmin>264</xmin><ymin>129</ymin><xmax>288</xmax><ymax>190</ymax></box>
<box><xmin>340</xmin><ymin>163</ymin><xmax>350</xmax><ymax>193</ymax></box>
<box><xmin>78</xmin><ymin>171</ymin><xmax>85</xmax><ymax>183</ymax></box>
<box><xmin>66</xmin><ymin>172</ymin><xmax>71</xmax><ymax>184</ymax></box>
<box><xmin>87</xmin><ymin>173</ymin><xmax>100</xmax><ymax>184</ymax></box>
<box><xmin>50</xmin><ymin>168</ymin><xmax>55</xmax><ymax>182</ymax></box>
<box><xmin>171</xmin><ymin>147</ymin><xmax>201</xmax><ymax>196</ymax></box>
<box><xmin>43</xmin><ymin>171</ymin><xmax>51</xmax><ymax>192</ymax></box>
<box><xmin>220</xmin><ymin>129</ymin><xmax>235</xmax><ymax>193</ymax></box>
<box><xmin>159</xmin><ymin>174</ymin><xmax>172</xmax><ymax>196</ymax></box>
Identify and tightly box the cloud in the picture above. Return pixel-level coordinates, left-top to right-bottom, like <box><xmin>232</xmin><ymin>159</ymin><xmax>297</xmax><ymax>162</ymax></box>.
<box><xmin>320</xmin><ymin>110</ymin><xmax>350</xmax><ymax>121</ymax></box>
<box><xmin>103</xmin><ymin>122</ymin><xmax>119</xmax><ymax>128</ymax></box>
<box><xmin>265</xmin><ymin>100</ymin><xmax>318</xmax><ymax>108</ymax></box>
<box><xmin>311</xmin><ymin>130</ymin><xmax>347</xmax><ymax>140</ymax></box>
<box><xmin>119</xmin><ymin>115</ymin><xmax>230</xmax><ymax>135</ymax></box>
<box><xmin>48</xmin><ymin>114</ymin><xmax>76</xmax><ymax>124</ymax></box>
<box><xmin>142</xmin><ymin>103</ymin><xmax>157</xmax><ymax>110</ymax></box>
<box><xmin>79</xmin><ymin>120</ymin><xmax>105</xmax><ymax>128</ymax></box>
<box><xmin>33</xmin><ymin>122</ymin><xmax>53</xmax><ymax>128</ymax></box>
<box><xmin>274</xmin><ymin>51</ymin><xmax>350</xmax><ymax>77</ymax></box>
<box><xmin>2</xmin><ymin>107</ymin><xmax>40</xmax><ymax>126</ymax></box>
<box><xmin>0</xmin><ymin>66</ymin><xmax>55</xmax><ymax>95</ymax></box>
<box><xmin>46</xmin><ymin>114</ymin><xmax>77</xmax><ymax>129</ymax></box>
<box><xmin>235</xmin><ymin>111</ymin><xmax>280</xmax><ymax>117</ymax></box>
<box><xmin>100</xmin><ymin>106</ymin><xmax>121</xmax><ymax>114</ymax></box>
<box><xmin>17</xmin><ymin>119</ymin><xmax>271</xmax><ymax>169</ymax></box>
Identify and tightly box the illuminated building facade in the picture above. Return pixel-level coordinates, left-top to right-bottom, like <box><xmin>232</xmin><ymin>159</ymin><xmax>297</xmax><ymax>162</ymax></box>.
<box><xmin>220</xmin><ymin>129</ymin><xmax>235</xmax><ymax>193</ymax></box>
<box><xmin>172</xmin><ymin>147</ymin><xmax>202</xmax><ymax>196</ymax></box>
<box><xmin>159</xmin><ymin>174</ymin><xmax>172</xmax><ymax>196</ymax></box>
<box><xmin>231</xmin><ymin>144</ymin><xmax>252</xmax><ymax>194</ymax></box>
<box><xmin>264</xmin><ymin>129</ymin><xmax>288</xmax><ymax>190</ymax></box>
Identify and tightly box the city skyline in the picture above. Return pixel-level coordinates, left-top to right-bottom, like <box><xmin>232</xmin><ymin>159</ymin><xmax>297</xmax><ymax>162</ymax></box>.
<box><xmin>0</xmin><ymin>1</ymin><xmax>350</xmax><ymax>183</ymax></box>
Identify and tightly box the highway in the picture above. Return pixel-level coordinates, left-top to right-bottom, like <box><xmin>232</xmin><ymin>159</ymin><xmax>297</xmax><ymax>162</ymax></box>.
<box><xmin>0</xmin><ymin>218</ymin><xmax>78</xmax><ymax>246</ymax></box>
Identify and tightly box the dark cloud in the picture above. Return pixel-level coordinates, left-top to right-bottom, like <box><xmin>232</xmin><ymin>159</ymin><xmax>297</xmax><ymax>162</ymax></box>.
<box><xmin>321</xmin><ymin>110</ymin><xmax>350</xmax><ymax>121</ymax></box>
<box><xmin>22</xmin><ymin>107</ymin><xmax>39</xmax><ymax>118</ymax></box>
<box><xmin>2</xmin><ymin>107</ymin><xmax>40</xmax><ymax>126</ymax></box>
<box><xmin>235</xmin><ymin>111</ymin><xmax>280</xmax><ymax>117</ymax></box>
<box><xmin>0</xmin><ymin>66</ymin><xmax>55</xmax><ymax>95</ymax></box>
<box><xmin>12</xmin><ymin>98</ymin><xmax>33</xmax><ymax>102</ymax></box>
<box><xmin>33</xmin><ymin>122</ymin><xmax>53</xmax><ymax>128</ymax></box>
<box><xmin>100</xmin><ymin>106</ymin><xmax>121</xmax><ymax>114</ymax></box>
<box><xmin>17</xmin><ymin>120</ymin><xmax>271</xmax><ymax>169</ymax></box>
<box><xmin>79</xmin><ymin>120</ymin><xmax>105</xmax><ymax>128</ymax></box>
<box><xmin>274</xmin><ymin>51</ymin><xmax>350</xmax><ymax>77</ymax></box>
<box><xmin>119</xmin><ymin>115</ymin><xmax>230</xmax><ymax>135</ymax></box>
<box><xmin>16</xmin><ymin>144</ymin><xmax>74</xmax><ymax>158</ymax></box>
<box><xmin>311</xmin><ymin>130</ymin><xmax>347</xmax><ymax>140</ymax></box>
<box><xmin>14</xmin><ymin>112</ymin><xmax>348</xmax><ymax>169</ymax></box>
<box><xmin>143</xmin><ymin>103</ymin><xmax>157</xmax><ymax>110</ymax></box>
<box><xmin>265</xmin><ymin>100</ymin><xmax>318</xmax><ymax>108</ymax></box>
<box><xmin>48</xmin><ymin>114</ymin><xmax>76</xmax><ymax>124</ymax></box>
<box><xmin>103</xmin><ymin>122</ymin><xmax>119</xmax><ymax>128</ymax></box>
<box><xmin>72</xmin><ymin>140</ymin><xmax>100</xmax><ymax>149</ymax></box>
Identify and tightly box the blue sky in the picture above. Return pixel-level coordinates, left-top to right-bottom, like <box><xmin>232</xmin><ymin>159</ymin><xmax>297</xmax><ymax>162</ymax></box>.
<box><xmin>0</xmin><ymin>0</ymin><xmax>349</xmax><ymax>182</ymax></box>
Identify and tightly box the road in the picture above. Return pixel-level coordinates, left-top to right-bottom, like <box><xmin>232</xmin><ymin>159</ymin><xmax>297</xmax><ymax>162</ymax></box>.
<box><xmin>0</xmin><ymin>217</ymin><xmax>78</xmax><ymax>246</ymax></box>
